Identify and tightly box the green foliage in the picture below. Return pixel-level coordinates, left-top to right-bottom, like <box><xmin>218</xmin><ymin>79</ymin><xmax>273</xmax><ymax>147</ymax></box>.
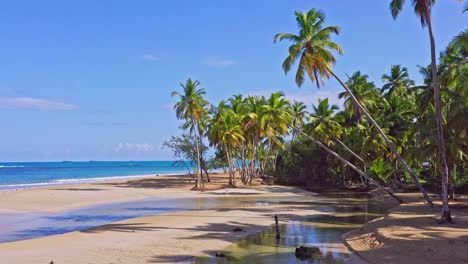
<box><xmin>276</xmin><ymin>139</ymin><xmax>336</xmax><ymax>187</ymax></box>
<box><xmin>369</xmin><ymin>158</ymin><xmax>394</xmax><ymax>182</ymax></box>
<box><xmin>274</xmin><ymin>8</ymin><xmax>343</xmax><ymax>87</ymax></box>
<box><xmin>168</xmin><ymin>8</ymin><xmax>466</xmax><ymax>193</ymax></box>
<box><xmin>162</xmin><ymin>134</ymin><xmax>208</xmax><ymax>165</ymax></box>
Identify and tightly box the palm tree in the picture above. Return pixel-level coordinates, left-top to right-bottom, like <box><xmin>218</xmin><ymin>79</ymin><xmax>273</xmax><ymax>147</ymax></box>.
<box><xmin>381</xmin><ymin>65</ymin><xmax>415</xmax><ymax>96</ymax></box>
<box><xmin>171</xmin><ymin>78</ymin><xmax>209</xmax><ymax>189</ymax></box>
<box><xmin>338</xmin><ymin>72</ymin><xmax>379</xmax><ymax>123</ymax></box>
<box><xmin>292</xmin><ymin>126</ymin><xmax>403</xmax><ymax>203</ymax></box>
<box><xmin>243</xmin><ymin>96</ymin><xmax>266</xmax><ymax>181</ymax></box>
<box><xmin>228</xmin><ymin>95</ymin><xmax>249</xmax><ymax>182</ymax></box>
<box><xmin>261</xmin><ymin>92</ymin><xmax>292</xmax><ymax>172</ymax></box>
<box><xmin>207</xmin><ymin>103</ymin><xmax>244</xmax><ymax>185</ymax></box>
<box><xmin>309</xmin><ymin>98</ymin><xmax>367</xmax><ymax>185</ymax></box>
<box><xmin>275</xmin><ymin>8</ymin><xmax>433</xmax><ymax>206</ymax></box>
<box><xmin>309</xmin><ymin>98</ymin><xmax>365</xmax><ymax>163</ymax></box>
<box><xmin>390</xmin><ymin>0</ymin><xmax>451</xmax><ymax>221</ymax></box>
<box><xmin>291</xmin><ymin>101</ymin><xmax>308</xmax><ymax>141</ymax></box>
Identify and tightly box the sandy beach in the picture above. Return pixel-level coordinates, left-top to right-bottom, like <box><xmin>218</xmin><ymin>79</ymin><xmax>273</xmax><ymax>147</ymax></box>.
<box><xmin>344</xmin><ymin>193</ymin><xmax>468</xmax><ymax>264</ymax></box>
<box><xmin>0</xmin><ymin>173</ymin><xmax>345</xmax><ymax>263</ymax></box>
<box><xmin>2</xmin><ymin>172</ymin><xmax>466</xmax><ymax>263</ymax></box>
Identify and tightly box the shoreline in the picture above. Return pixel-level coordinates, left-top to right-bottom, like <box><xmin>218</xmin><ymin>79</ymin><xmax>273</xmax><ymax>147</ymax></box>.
<box><xmin>0</xmin><ymin>173</ymin><xmax>160</xmax><ymax>191</ymax></box>
<box><xmin>0</xmin><ymin>172</ymin><xmax>310</xmax><ymax>214</ymax></box>
<box><xmin>0</xmin><ymin>172</ymin><xmax>346</xmax><ymax>263</ymax></box>
<box><xmin>0</xmin><ymin>205</ymin><xmax>333</xmax><ymax>264</ymax></box>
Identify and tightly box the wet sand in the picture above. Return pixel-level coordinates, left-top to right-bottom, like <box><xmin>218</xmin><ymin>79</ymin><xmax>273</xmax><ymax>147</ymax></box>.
<box><xmin>0</xmin><ymin>173</ymin><xmax>308</xmax><ymax>213</ymax></box>
<box><xmin>344</xmin><ymin>193</ymin><xmax>468</xmax><ymax>264</ymax></box>
<box><xmin>0</xmin><ymin>173</ymin><xmax>339</xmax><ymax>263</ymax></box>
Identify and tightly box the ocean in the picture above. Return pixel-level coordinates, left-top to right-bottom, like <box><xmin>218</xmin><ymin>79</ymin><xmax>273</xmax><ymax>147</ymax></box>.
<box><xmin>0</xmin><ymin>161</ymin><xmax>193</xmax><ymax>189</ymax></box>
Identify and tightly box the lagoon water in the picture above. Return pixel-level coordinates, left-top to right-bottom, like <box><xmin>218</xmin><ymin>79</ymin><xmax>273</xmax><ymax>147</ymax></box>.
<box><xmin>0</xmin><ymin>161</ymin><xmax>191</xmax><ymax>189</ymax></box>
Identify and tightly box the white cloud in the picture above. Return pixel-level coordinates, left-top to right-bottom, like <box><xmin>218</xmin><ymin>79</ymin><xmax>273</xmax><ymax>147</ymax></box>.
<box><xmin>113</xmin><ymin>142</ymin><xmax>155</xmax><ymax>153</ymax></box>
<box><xmin>0</xmin><ymin>97</ymin><xmax>78</xmax><ymax>110</ymax></box>
<box><xmin>142</xmin><ymin>54</ymin><xmax>160</xmax><ymax>61</ymax></box>
<box><xmin>202</xmin><ymin>56</ymin><xmax>237</xmax><ymax>67</ymax></box>
<box><xmin>249</xmin><ymin>89</ymin><xmax>343</xmax><ymax>108</ymax></box>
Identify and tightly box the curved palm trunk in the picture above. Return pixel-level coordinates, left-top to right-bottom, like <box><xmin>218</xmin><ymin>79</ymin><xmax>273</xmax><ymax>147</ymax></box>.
<box><xmin>292</xmin><ymin>126</ymin><xmax>403</xmax><ymax>204</ymax></box>
<box><xmin>427</xmin><ymin>16</ymin><xmax>452</xmax><ymax>223</ymax></box>
<box><xmin>328</xmin><ymin>69</ymin><xmax>433</xmax><ymax>207</ymax></box>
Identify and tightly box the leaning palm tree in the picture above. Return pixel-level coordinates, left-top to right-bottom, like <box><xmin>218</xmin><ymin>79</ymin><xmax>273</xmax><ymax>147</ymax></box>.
<box><xmin>310</xmin><ymin>98</ymin><xmax>366</xmax><ymax>166</ymax></box>
<box><xmin>274</xmin><ymin>8</ymin><xmax>433</xmax><ymax>206</ymax></box>
<box><xmin>309</xmin><ymin>98</ymin><xmax>367</xmax><ymax>186</ymax></box>
<box><xmin>171</xmin><ymin>78</ymin><xmax>209</xmax><ymax>190</ymax></box>
<box><xmin>291</xmin><ymin>126</ymin><xmax>403</xmax><ymax>203</ymax></box>
<box><xmin>390</xmin><ymin>0</ymin><xmax>451</xmax><ymax>222</ymax></box>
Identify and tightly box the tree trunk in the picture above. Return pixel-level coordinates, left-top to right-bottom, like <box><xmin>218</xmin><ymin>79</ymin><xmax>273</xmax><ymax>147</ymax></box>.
<box><xmin>202</xmin><ymin>162</ymin><xmax>210</xmax><ymax>183</ymax></box>
<box><xmin>224</xmin><ymin>142</ymin><xmax>233</xmax><ymax>186</ymax></box>
<box><xmin>292</xmin><ymin>126</ymin><xmax>403</xmax><ymax>204</ymax></box>
<box><xmin>332</xmin><ymin>135</ymin><xmax>366</xmax><ymax>185</ymax></box>
<box><xmin>241</xmin><ymin>142</ymin><xmax>247</xmax><ymax>183</ymax></box>
<box><xmin>192</xmin><ymin>121</ymin><xmax>202</xmax><ymax>190</ymax></box>
<box><xmin>328</xmin><ymin>69</ymin><xmax>433</xmax><ymax>207</ymax></box>
<box><xmin>427</xmin><ymin>17</ymin><xmax>452</xmax><ymax>223</ymax></box>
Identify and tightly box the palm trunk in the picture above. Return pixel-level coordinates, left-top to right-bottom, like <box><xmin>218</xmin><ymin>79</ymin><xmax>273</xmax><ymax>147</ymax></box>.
<box><xmin>333</xmin><ymin>136</ymin><xmax>364</xmax><ymax>164</ymax></box>
<box><xmin>202</xmin><ymin>161</ymin><xmax>210</xmax><ymax>183</ymax></box>
<box><xmin>241</xmin><ymin>142</ymin><xmax>247</xmax><ymax>183</ymax></box>
<box><xmin>292</xmin><ymin>126</ymin><xmax>403</xmax><ymax>203</ymax></box>
<box><xmin>332</xmin><ymin>135</ymin><xmax>366</xmax><ymax>185</ymax></box>
<box><xmin>192</xmin><ymin>121</ymin><xmax>202</xmax><ymax>190</ymax></box>
<box><xmin>328</xmin><ymin>69</ymin><xmax>433</xmax><ymax>207</ymax></box>
<box><xmin>224</xmin><ymin>142</ymin><xmax>233</xmax><ymax>186</ymax></box>
<box><xmin>427</xmin><ymin>16</ymin><xmax>452</xmax><ymax>222</ymax></box>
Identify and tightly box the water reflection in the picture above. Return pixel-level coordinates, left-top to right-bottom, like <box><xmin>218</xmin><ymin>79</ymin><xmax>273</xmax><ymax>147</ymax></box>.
<box><xmin>195</xmin><ymin>192</ymin><xmax>394</xmax><ymax>264</ymax></box>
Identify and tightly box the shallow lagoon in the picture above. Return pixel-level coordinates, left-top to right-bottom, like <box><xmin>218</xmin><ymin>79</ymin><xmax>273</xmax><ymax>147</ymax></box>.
<box><xmin>0</xmin><ymin>190</ymin><xmax>394</xmax><ymax>263</ymax></box>
<box><xmin>195</xmin><ymin>192</ymin><xmax>395</xmax><ymax>264</ymax></box>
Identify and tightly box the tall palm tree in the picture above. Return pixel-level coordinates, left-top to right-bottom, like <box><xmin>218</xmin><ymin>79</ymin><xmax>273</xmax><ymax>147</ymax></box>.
<box><xmin>381</xmin><ymin>65</ymin><xmax>415</xmax><ymax>96</ymax></box>
<box><xmin>390</xmin><ymin>0</ymin><xmax>451</xmax><ymax>222</ymax></box>
<box><xmin>261</xmin><ymin>92</ymin><xmax>292</xmax><ymax>172</ymax></box>
<box><xmin>275</xmin><ymin>8</ymin><xmax>433</xmax><ymax>206</ymax></box>
<box><xmin>243</xmin><ymin>96</ymin><xmax>266</xmax><ymax>180</ymax></box>
<box><xmin>171</xmin><ymin>78</ymin><xmax>209</xmax><ymax>189</ymax></box>
<box><xmin>207</xmin><ymin>103</ymin><xmax>244</xmax><ymax>185</ymax></box>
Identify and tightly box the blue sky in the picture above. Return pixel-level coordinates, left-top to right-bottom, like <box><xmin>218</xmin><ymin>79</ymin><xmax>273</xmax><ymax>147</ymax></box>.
<box><xmin>0</xmin><ymin>0</ymin><xmax>465</xmax><ymax>162</ymax></box>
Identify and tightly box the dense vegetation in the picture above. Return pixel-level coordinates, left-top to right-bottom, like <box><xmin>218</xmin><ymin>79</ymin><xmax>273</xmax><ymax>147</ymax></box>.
<box><xmin>169</xmin><ymin>5</ymin><xmax>467</xmax><ymax>221</ymax></box>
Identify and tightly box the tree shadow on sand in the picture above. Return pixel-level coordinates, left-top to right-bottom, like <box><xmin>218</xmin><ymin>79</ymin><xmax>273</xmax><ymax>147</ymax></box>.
<box><xmin>96</xmin><ymin>177</ymin><xmax>195</xmax><ymax>189</ymax></box>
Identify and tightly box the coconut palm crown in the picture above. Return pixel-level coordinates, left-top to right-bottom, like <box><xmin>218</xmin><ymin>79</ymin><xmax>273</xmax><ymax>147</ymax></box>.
<box><xmin>274</xmin><ymin>8</ymin><xmax>343</xmax><ymax>88</ymax></box>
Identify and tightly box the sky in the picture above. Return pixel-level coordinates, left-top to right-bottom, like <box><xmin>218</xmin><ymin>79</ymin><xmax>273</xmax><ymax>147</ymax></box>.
<box><xmin>0</xmin><ymin>0</ymin><xmax>466</xmax><ymax>162</ymax></box>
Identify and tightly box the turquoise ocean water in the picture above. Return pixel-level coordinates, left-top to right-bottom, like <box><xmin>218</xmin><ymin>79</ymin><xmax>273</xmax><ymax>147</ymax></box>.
<box><xmin>0</xmin><ymin>161</ymin><xmax>193</xmax><ymax>189</ymax></box>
